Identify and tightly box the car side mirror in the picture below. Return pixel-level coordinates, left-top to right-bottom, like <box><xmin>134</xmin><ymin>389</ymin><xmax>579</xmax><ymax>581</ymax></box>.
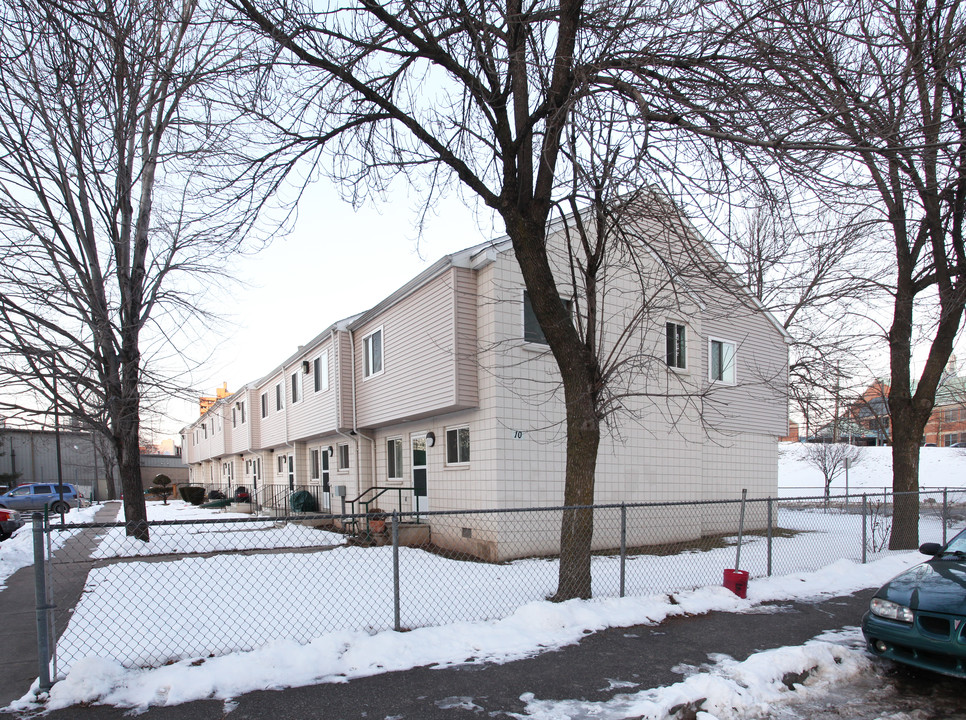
<box><xmin>919</xmin><ymin>542</ymin><xmax>943</xmax><ymax>555</ymax></box>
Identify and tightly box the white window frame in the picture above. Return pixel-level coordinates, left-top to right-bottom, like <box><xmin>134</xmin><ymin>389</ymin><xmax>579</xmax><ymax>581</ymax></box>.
<box><xmin>310</xmin><ymin>448</ymin><xmax>321</xmax><ymax>481</ymax></box>
<box><xmin>291</xmin><ymin>371</ymin><xmax>301</xmax><ymax>404</ymax></box>
<box><xmin>277</xmin><ymin>454</ymin><xmax>286</xmax><ymax>474</ymax></box>
<box><xmin>445</xmin><ymin>425</ymin><xmax>470</xmax><ymax>466</ymax></box>
<box><xmin>666</xmin><ymin>321</ymin><xmax>687</xmax><ymax>370</ymax></box>
<box><xmin>387</xmin><ymin>436</ymin><xmax>403</xmax><ymax>480</ymax></box>
<box><xmin>239</xmin><ymin>401</ymin><xmax>246</xmax><ymax>424</ymax></box>
<box><xmin>275</xmin><ymin>382</ymin><xmax>283</xmax><ymax>411</ymax></box>
<box><xmin>709</xmin><ymin>337</ymin><xmax>737</xmax><ymax>385</ymax></box>
<box><xmin>314</xmin><ymin>352</ymin><xmax>329</xmax><ymax>392</ymax></box>
<box><xmin>363</xmin><ymin>327</ymin><xmax>384</xmax><ymax>379</ymax></box>
<box><xmin>261</xmin><ymin>392</ymin><xmax>268</xmax><ymax>418</ymax></box>
<box><xmin>337</xmin><ymin>442</ymin><xmax>350</xmax><ymax>472</ymax></box>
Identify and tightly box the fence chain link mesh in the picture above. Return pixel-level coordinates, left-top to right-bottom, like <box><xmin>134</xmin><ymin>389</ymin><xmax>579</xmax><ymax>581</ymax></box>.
<box><xmin>42</xmin><ymin>490</ymin><xmax>960</xmax><ymax>677</ymax></box>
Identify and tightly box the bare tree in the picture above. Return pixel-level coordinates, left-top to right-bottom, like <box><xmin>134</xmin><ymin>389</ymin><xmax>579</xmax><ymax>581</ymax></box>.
<box><xmin>232</xmin><ymin>0</ymin><xmax>789</xmax><ymax>599</ymax></box>
<box><xmin>802</xmin><ymin>442</ymin><xmax>863</xmax><ymax>502</ymax></box>
<box><xmin>724</xmin><ymin>194</ymin><xmax>887</xmax><ymax>442</ymax></box>
<box><xmin>0</xmin><ymin>0</ymin><xmax>272</xmax><ymax>538</ymax></box>
<box><xmin>732</xmin><ymin>0</ymin><xmax>966</xmax><ymax>548</ymax></box>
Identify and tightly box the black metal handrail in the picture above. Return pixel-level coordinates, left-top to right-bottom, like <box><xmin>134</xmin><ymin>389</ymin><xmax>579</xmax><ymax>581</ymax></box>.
<box><xmin>348</xmin><ymin>486</ymin><xmax>418</xmax><ymax>523</ymax></box>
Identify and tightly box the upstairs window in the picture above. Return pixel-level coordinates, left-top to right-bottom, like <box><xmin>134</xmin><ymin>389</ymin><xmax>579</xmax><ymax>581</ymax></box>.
<box><xmin>523</xmin><ymin>290</ymin><xmax>572</xmax><ymax>345</ymax></box>
<box><xmin>314</xmin><ymin>353</ymin><xmax>329</xmax><ymax>392</ymax></box>
<box><xmin>275</xmin><ymin>382</ymin><xmax>283</xmax><ymax>411</ymax></box>
<box><xmin>261</xmin><ymin>392</ymin><xmax>268</xmax><ymax>418</ymax></box>
<box><xmin>710</xmin><ymin>339</ymin><xmax>736</xmax><ymax>384</ymax></box>
<box><xmin>239</xmin><ymin>401</ymin><xmax>246</xmax><ymax>424</ymax></box>
<box><xmin>666</xmin><ymin>322</ymin><xmax>686</xmax><ymax>369</ymax></box>
<box><xmin>291</xmin><ymin>371</ymin><xmax>301</xmax><ymax>404</ymax></box>
<box><xmin>364</xmin><ymin>328</ymin><xmax>384</xmax><ymax>378</ymax></box>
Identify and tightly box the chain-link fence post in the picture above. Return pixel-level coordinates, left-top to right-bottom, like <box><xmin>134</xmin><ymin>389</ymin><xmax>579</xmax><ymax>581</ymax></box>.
<box><xmin>943</xmin><ymin>488</ymin><xmax>949</xmax><ymax>545</ymax></box>
<box><xmin>392</xmin><ymin>511</ymin><xmax>401</xmax><ymax>632</ymax></box>
<box><xmin>619</xmin><ymin>503</ymin><xmax>626</xmax><ymax>598</ymax></box>
<box><xmin>32</xmin><ymin>513</ymin><xmax>52</xmax><ymax>693</ymax></box>
<box><xmin>734</xmin><ymin>489</ymin><xmax>747</xmax><ymax>571</ymax></box>
<box><xmin>766</xmin><ymin>497</ymin><xmax>773</xmax><ymax>577</ymax></box>
<box><xmin>862</xmin><ymin>494</ymin><xmax>868</xmax><ymax>564</ymax></box>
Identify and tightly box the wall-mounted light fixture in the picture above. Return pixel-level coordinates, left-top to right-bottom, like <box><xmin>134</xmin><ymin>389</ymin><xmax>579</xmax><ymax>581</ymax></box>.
<box><xmin>302</xmin><ymin>360</ymin><xmax>311</xmax><ymax>374</ymax></box>
<box><xmin>327</xmin><ymin>446</ymin><xmax>334</xmax><ymax>457</ymax></box>
<box><xmin>425</xmin><ymin>432</ymin><xmax>436</xmax><ymax>447</ymax></box>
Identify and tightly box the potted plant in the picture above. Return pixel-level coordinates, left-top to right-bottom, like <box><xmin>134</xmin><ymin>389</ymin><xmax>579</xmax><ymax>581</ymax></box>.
<box><xmin>367</xmin><ymin>508</ymin><xmax>387</xmax><ymax>534</ymax></box>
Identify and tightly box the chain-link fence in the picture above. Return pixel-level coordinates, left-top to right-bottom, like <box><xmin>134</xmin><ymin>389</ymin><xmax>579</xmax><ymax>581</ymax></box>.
<box><xmin>33</xmin><ymin>489</ymin><xmax>966</xmax><ymax>682</ymax></box>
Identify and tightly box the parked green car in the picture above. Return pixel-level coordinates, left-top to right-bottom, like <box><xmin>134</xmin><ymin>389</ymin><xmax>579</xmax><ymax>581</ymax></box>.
<box><xmin>862</xmin><ymin>527</ymin><xmax>966</xmax><ymax>678</ymax></box>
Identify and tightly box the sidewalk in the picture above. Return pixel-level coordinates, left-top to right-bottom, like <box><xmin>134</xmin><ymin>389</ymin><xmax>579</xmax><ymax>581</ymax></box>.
<box><xmin>0</xmin><ymin>502</ymin><xmax>121</xmax><ymax>708</ymax></box>
<box><xmin>5</xmin><ymin>588</ymin><xmax>876</xmax><ymax>719</ymax></box>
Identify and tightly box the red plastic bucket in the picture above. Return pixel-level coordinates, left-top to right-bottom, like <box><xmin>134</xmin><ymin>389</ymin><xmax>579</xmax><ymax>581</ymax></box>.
<box><xmin>723</xmin><ymin>569</ymin><xmax>749</xmax><ymax>598</ymax></box>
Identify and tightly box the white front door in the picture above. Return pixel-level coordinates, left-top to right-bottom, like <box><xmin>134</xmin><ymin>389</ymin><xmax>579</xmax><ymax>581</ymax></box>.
<box><xmin>412</xmin><ymin>435</ymin><xmax>428</xmax><ymax>516</ymax></box>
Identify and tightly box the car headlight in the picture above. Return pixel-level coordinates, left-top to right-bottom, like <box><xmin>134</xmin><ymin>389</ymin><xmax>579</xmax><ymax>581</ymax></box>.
<box><xmin>870</xmin><ymin>597</ymin><xmax>914</xmax><ymax>623</ymax></box>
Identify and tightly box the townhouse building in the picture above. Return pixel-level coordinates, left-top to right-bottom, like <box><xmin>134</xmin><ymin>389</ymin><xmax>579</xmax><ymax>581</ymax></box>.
<box><xmin>183</xmin><ymin>205</ymin><xmax>790</xmax><ymax>560</ymax></box>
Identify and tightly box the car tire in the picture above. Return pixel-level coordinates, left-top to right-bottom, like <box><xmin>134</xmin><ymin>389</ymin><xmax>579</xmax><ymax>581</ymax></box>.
<box><xmin>0</xmin><ymin>529</ymin><xmax>8</xmax><ymax>541</ymax></box>
<box><xmin>50</xmin><ymin>501</ymin><xmax>70</xmax><ymax>515</ymax></box>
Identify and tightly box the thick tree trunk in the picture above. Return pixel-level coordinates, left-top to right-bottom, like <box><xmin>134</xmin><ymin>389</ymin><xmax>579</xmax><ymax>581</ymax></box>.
<box><xmin>552</xmin><ymin>377</ymin><xmax>601</xmax><ymax>601</ymax></box>
<box><xmin>117</xmin><ymin>416</ymin><xmax>149</xmax><ymax>541</ymax></box>
<box><xmin>888</xmin><ymin>406</ymin><xmax>923</xmax><ymax>549</ymax></box>
<box><xmin>115</xmin><ymin>345</ymin><xmax>149</xmax><ymax>540</ymax></box>
<box><xmin>507</xmin><ymin>211</ymin><xmax>602</xmax><ymax>601</ymax></box>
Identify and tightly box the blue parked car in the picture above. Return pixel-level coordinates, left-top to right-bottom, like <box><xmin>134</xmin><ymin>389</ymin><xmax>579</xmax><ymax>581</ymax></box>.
<box><xmin>0</xmin><ymin>483</ymin><xmax>81</xmax><ymax>514</ymax></box>
<box><xmin>862</xmin><ymin>526</ymin><xmax>966</xmax><ymax>678</ymax></box>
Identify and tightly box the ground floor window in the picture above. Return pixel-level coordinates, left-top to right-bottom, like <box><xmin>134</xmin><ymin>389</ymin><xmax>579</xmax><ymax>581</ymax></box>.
<box><xmin>446</xmin><ymin>426</ymin><xmax>470</xmax><ymax>465</ymax></box>
<box><xmin>337</xmin><ymin>443</ymin><xmax>350</xmax><ymax>471</ymax></box>
<box><xmin>387</xmin><ymin>437</ymin><xmax>403</xmax><ymax>480</ymax></box>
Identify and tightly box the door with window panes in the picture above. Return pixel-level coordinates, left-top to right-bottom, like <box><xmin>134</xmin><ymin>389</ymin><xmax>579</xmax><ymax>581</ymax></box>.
<box><xmin>321</xmin><ymin>450</ymin><xmax>330</xmax><ymax>510</ymax></box>
<box><xmin>412</xmin><ymin>435</ymin><xmax>428</xmax><ymax>515</ymax></box>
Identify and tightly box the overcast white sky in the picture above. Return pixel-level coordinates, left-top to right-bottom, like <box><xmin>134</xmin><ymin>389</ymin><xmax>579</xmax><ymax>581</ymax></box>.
<box><xmin>155</xmin><ymin>180</ymin><xmax>497</xmax><ymax>439</ymax></box>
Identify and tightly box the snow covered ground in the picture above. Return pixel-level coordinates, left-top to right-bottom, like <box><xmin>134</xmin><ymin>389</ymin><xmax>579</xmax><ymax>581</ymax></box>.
<box><xmin>778</xmin><ymin>442</ymin><xmax>966</xmax><ymax>495</ymax></box>
<box><xmin>23</xmin><ymin>554</ymin><xmax>923</xmax><ymax>716</ymax></box>
<box><xmin>3</xmin><ymin>443</ymin><xmax>965</xmax><ymax>716</ymax></box>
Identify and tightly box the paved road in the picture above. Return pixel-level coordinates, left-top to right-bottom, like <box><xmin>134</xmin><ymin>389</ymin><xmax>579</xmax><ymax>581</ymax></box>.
<box><xmin>2</xmin><ymin>589</ymin><xmax>878</xmax><ymax>719</ymax></box>
<box><xmin>0</xmin><ymin>502</ymin><xmax>121</xmax><ymax>708</ymax></box>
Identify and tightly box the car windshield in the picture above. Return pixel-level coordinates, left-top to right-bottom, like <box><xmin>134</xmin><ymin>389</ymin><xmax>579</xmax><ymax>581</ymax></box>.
<box><xmin>943</xmin><ymin>530</ymin><xmax>966</xmax><ymax>555</ymax></box>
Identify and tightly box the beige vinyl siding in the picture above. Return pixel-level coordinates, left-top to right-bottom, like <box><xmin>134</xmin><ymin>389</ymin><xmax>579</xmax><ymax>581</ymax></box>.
<box><xmin>336</xmin><ymin>331</ymin><xmax>354</xmax><ymax>430</ymax></box>
<box><xmin>256</xmin><ymin>372</ymin><xmax>287</xmax><ymax>449</ymax></box>
<box><xmin>287</xmin><ymin>343</ymin><xmax>338</xmax><ymax>441</ymax></box>
<box><xmin>453</xmin><ymin>267</ymin><xmax>480</xmax><ymax>408</ymax></box>
<box><xmin>355</xmin><ymin>270</ymin><xmax>477</xmax><ymax>428</ymax></box>
<box><xmin>698</xmin><ymin>285</ymin><xmax>788</xmax><ymax>436</ymax></box>
<box><xmin>209</xmin><ymin>407</ymin><xmax>226</xmax><ymax>459</ymax></box>
<box><xmin>225</xmin><ymin>390</ymin><xmax>253</xmax><ymax>455</ymax></box>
